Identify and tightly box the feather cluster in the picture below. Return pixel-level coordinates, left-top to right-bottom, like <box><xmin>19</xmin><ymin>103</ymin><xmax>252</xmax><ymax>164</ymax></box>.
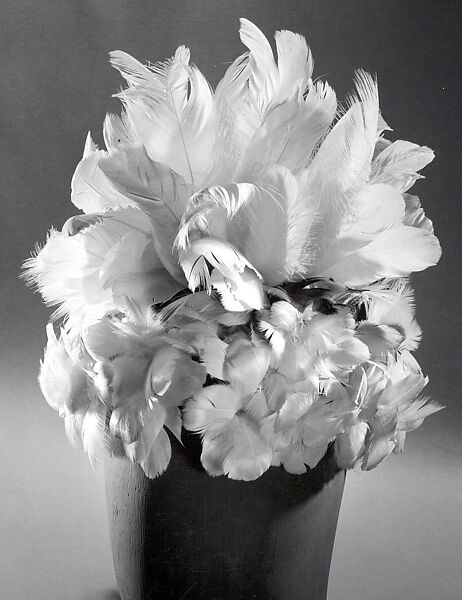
<box><xmin>24</xmin><ymin>19</ymin><xmax>442</xmax><ymax>480</ymax></box>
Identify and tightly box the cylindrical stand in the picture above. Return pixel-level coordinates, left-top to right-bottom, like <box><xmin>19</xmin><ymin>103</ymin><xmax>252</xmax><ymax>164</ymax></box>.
<box><xmin>105</xmin><ymin>434</ymin><xmax>345</xmax><ymax>600</ymax></box>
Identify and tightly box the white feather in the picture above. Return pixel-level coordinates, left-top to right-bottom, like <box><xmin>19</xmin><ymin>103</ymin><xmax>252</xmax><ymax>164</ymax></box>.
<box><xmin>355</xmin><ymin>322</ymin><xmax>404</xmax><ymax>359</ymax></box>
<box><xmin>362</xmin><ymin>279</ymin><xmax>422</xmax><ymax>352</ymax></box>
<box><xmin>241</xmin><ymin>81</ymin><xmax>336</xmax><ymax>174</ymax></box>
<box><xmin>137</xmin><ymin>428</ymin><xmax>172</xmax><ymax>479</ymax></box>
<box><xmin>179</xmin><ymin>237</ymin><xmax>265</xmax><ymax>311</ymax></box>
<box><xmin>335</xmin><ymin>422</ymin><xmax>368</xmax><ymax>469</ymax></box>
<box><xmin>124</xmin><ymin>404</ymin><xmax>172</xmax><ymax>478</ymax></box>
<box><xmin>111</xmin><ymin>46</ymin><xmax>216</xmax><ymax>187</ymax></box>
<box><xmin>23</xmin><ymin>207</ymin><xmax>173</xmax><ymax>319</ymax></box>
<box><xmin>309</xmin><ymin>70</ymin><xmax>379</xmax><ymax>194</ymax></box>
<box><xmin>404</xmin><ymin>193</ymin><xmax>435</xmax><ymax>233</ymax></box>
<box><xmin>214</xmin><ymin>19</ymin><xmax>317</xmax><ymax>179</ymax></box>
<box><xmin>214</xmin><ymin>53</ymin><xmax>256</xmax><ymax>180</ymax></box>
<box><xmin>397</xmin><ymin>395</ymin><xmax>443</xmax><ymax>432</ymax></box>
<box><xmin>145</xmin><ymin>345</ymin><xmax>206</xmax><ymax>406</ymax></box>
<box><xmin>71</xmin><ymin>134</ymin><xmax>133</xmax><ymax>214</ymax></box>
<box><xmin>98</xmin><ymin>144</ymin><xmax>193</xmax><ymax>281</ymax></box>
<box><xmin>80</xmin><ymin>389</ymin><xmax>108</xmax><ymax>467</ymax></box>
<box><xmin>320</xmin><ymin>225</ymin><xmax>441</xmax><ymax>286</ymax></box>
<box><xmin>183</xmin><ymin>385</ymin><xmax>241</xmax><ymax>434</ymax></box>
<box><xmin>371</xmin><ymin>139</ymin><xmax>434</xmax><ymax>192</ymax></box>
<box><xmin>200</xmin><ymin>414</ymin><xmax>272</xmax><ymax>481</ymax></box>
<box><xmin>176</xmin><ymin>182</ymin><xmax>256</xmax><ymax>249</ymax></box>
<box><xmin>362</xmin><ymin>410</ymin><xmax>397</xmax><ymax>470</ymax></box>
<box><xmin>110</xmin><ymin>50</ymin><xmax>159</xmax><ymax>86</ymax></box>
<box><xmin>103</xmin><ymin>113</ymin><xmax>135</xmax><ymax>150</ymax></box>
<box><xmin>274</xmin><ymin>28</ymin><xmax>313</xmax><ymax>98</ymax></box>
<box><xmin>239</xmin><ymin>18</ymin><xmax>279</xmax><ymax>109</ymax></box>
<box><xmin>305</xmin><ymin>71</ymin><xmax>380</xmax><ymax>263</ymax></box>
<box><xmin>223</xmin><ymin>338</ymin><xmax>271</xmax><ymax>398</ymax></box>
<box><xmin>39</xmin><ymin>324</ymin><xmax>89</xmax><ymax>414</ymax></box>
<box><xmin>177</xmin><ymin>167</ymin><xmax>319</xmax><ymax>284</ymax></box>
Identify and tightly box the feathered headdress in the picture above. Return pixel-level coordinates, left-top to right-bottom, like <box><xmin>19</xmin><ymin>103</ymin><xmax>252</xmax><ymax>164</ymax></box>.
<box><xmin>24</xmin><ymin>19</ymin><xmax>442</xmax><ymax>480</ymax></box>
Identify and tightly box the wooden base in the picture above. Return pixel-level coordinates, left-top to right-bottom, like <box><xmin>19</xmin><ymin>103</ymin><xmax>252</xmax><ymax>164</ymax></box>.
<box><xmin>105</xmin><ymin>433</ymin><xmax>345</xmax><ymax>600</ymax></box>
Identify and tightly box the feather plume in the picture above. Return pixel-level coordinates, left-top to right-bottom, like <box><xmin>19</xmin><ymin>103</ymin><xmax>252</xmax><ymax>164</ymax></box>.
<box><xmin>404</xmin><ymin>193</ymin><xmax>435</xmax><ymax>233</ymax></box>
<box><xmin>39</xmin><ymin>325</ymin><xmax>109</xmax><ymax>465</ymax></box>
<box><xmin>214</xmin><ymin>19</ymin><xmax>317</xmax><ymax>179</ymax></box>
<box><xmin>177</xmin><ymin>167</ymin><xmax>320</xmax><ymax>284</ymax></box>
<box><xmin>111</xmin><ymin>47</ymin><xmax>216</xmax><ymax>187</ymax></box>
<box><xmin>361</xmin><ymin>279</ymin><xmax>422</xmax><ymax>352</ymax></box>
<box><xmin>123</xmin><ymin>402</ymin><xmax>172</xmax><ymax>478</ymax></box>
<box><xmin>239</xmin><ymin>18</ymin><xmax>279</xmax><ymax>109</ymax></box>
<box><xmin>321</xmin><ymin>225</ymin><xmax>441</xmax><ymax>286</ymax></box>
<box><xmin>335</xmin><ymin>422</ymin><xmax>368</xmax><ymax>469</ymax></box>
<box><xmin>362</xmin><ymin>410</ymin><xmax>397</xmax><ymax>470</ymax></box>
<box><xmin>23</xmin><ymin>207</ymin><xmax>175</xmax><ymax>318</ymax></box>
<box><xmin>145</xmin><ymin>345</ymin><xmax>206</xmax><ymax>406</ymax></box>
<box><xmin>223</xmin><ymin>338</ymin><xmax>271</xmax><ymax>397</ymax></box>
<box><xmin>25</xmin><ymin>18</ymin><xmax>442</xmax><ymax>480</ymax></box>
<box><xmin>304</xmin><ymin>71</ymin><xmax>380</xmax><ymax>263</ymax></box>
<box><xmin>103</xmin><ymin>113</ymin><xmax>135</xmax><ymax>150</ymax></box>
<box><xmin>80</xmin><ymin>388</ymin><xmax>108</xmax><ymax>466</ymax></box>
<box><xmin>371</xmin><ymin>139</ymin><xmax>434</xmax><ymax>192</ymax></box>
<box><xmin>242</xmin><ymin>81</ymin><xmax>337</xmax><ymax>174</ymax></box>
<box><xmin>71</xmin><ymin>134</ymin><xmax>133</xmax><ymax>214</ymax></box>
<box><xmin>397</xmin><ymin>395</ymin><xmax>443</xmax><ymax>432</ymax></box>
<box><xmin>309</xmin><ymin>70</ymin><xmax>379</xmax><ymax>194</ymax></box>
<box><xmin>183</xmin><ymin>385</ymin><xmax>241</xmax><ymax>434</ymax></box>
<box><xmin>98</xmin><ymin>144</ymin><xmax>193</xmax><ymax>281</ymax></box>
<box><xmin>200</xmin><ymin>415</ymin><xmax>272</xmax><ymax>481</ymax></box>
<box><xmin>274</xmin><ymin>28</ymin><xmax>313</xmax><ymax>98</ymax></box>
<box><xmin>183</xmin><ymin>379</ymin><xmax>273</xmax><ymax>481</ymax></box>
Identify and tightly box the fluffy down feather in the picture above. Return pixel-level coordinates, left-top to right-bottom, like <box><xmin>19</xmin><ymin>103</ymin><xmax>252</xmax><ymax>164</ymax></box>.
<box><xmin>183</xmin><ymin>385</ymin><xmax>272</xmax><ymax>480</ymax></box>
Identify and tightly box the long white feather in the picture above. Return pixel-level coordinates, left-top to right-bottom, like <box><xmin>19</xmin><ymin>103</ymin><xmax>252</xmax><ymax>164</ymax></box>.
<box><xmin>98</xmin><ymin>144</ymin><xmax>193</xmax><ymax>281</ymax></box>
<box><xmin>214</xmin><ymin>19</ymin><xmax>317</xmax><ymax>179</ymax></box>
<box><xmin>305</xmin><ymin>71</ymin><xmax>380</xmax><ymax>262</ymax></box>
<box><xmin>111</xmin><ymin>47</ymin><xmax>216</xmax><ymax>187</ymax></box>
<box><xmin>177</xmin><ymin>168</ymin><xmax>319</xmax><ymax>284</ymax></box>
<box><xmin>318</xmin><ymin>225</ymin><xmax>441</xmax><ymax>286</ymax></box>
<box><xmin>274</xmin><ymin>28</ymin><xmax>313</xmax><ymax>99</ymax></box>
<box><xmin>239</xmin><ymin>18</ymin><xmax>279</xmax><ymax>109</ymax></box>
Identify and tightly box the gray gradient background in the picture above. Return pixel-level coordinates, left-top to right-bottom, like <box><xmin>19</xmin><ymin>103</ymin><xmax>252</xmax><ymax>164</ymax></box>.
<box><xmin>1</xmin><ymin>1</ymin><xmax>461</xmax><ymax>599</ymax></box>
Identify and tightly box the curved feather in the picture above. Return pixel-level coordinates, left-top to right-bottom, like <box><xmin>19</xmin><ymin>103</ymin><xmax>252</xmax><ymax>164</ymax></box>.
<box><xmin>103</xmin><ymin>113</ymin><xmax>135</xmax><ymax>150</ymax></box>
<box><xmin>305</xmin><ymin>71</ymin><xmax>380</xmax><ymax>262</ymax></box>
<box><xmin>335</xmin><ymin>422</ymin><xmax>368</xmax><ymax>469</ymax></box>
<box><xmin>183</xmin><ymin>385</ymin><xmax>241</xmax><ymax>434</ymax></box>
<box><xmin>274</xmin><ymin>28</ymin><xmax>313</xmax><ymax>98</ymax></box>
<box><xmin>239</xmin><ymin>18</ymin><xmax>279</xmax><ymax>109</ymax></box>
<box><xmin>214</xmin><ymin>19</ymin><xmax>317</xmax><ymax>179</ymax></box>
<box><xmin>98</xmin><ymin>144</ymin><xmax>193</xmax><ymax>281</ymax></box>
<box><xmin>371</xmin><ymin>139</ymin><xmax>434</xmax><ymax>192</ymax></box>
<box><xmin>318</xmin><ymin>225</ymin><xmax>441</xmax><ymax>286</ymax></box>
<box><xmin>201</xmin><ymin>414</ymin><xmax>273</xmax><ymax>481</ymax></box>
<box><xmin>71</xmin><ymin>134</ymin><xmax>133</xmax><ymax>214</ymax></box>
<box><xmin>179</xmin><ymin>237</ymin><xmax>265</xmax><ymax>311</ymax></box>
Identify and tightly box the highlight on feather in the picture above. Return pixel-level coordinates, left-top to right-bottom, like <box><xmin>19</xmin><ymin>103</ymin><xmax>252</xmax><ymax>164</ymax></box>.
<box><xmin>23</xmin><ymin>18</ymin><xmax>441</xmax><ymax>480</ymax></box>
